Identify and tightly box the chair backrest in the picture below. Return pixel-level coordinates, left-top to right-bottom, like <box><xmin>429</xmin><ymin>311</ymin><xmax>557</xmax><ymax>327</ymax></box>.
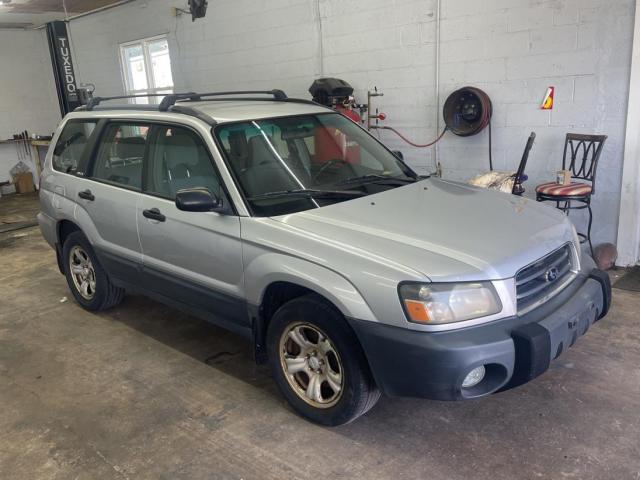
<box><xmin>512</xmin><ymin>132</ymin><xmax>536</xmax><ymax>194</ymax></box>
<box><xmin>562</xmin><ymin>133</ymin><xmax>607</xmax><ymax>194</ymax></box>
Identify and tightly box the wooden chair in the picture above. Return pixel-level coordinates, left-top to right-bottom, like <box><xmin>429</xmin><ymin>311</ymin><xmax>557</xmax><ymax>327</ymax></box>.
<box><xmin>535</xmin><ymin>133</ymin><xmax>607</xmax><ymax>256</ymax></box>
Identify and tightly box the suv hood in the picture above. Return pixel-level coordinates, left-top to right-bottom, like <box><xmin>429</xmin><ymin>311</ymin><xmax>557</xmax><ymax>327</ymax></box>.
<box><xmin>270</xmin><ymin>178</ymin><xmax>577</xmax><ymax>281</ymax></box>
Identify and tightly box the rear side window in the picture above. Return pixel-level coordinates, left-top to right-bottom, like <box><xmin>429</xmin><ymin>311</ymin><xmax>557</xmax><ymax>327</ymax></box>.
<box><xmin>92</xmin><ymin>123</ymin><xmax>149</xmax><ymax>190</ymax></box>
<box><xmin>145</xmin><ymin>125</ymin><xmax>224</xmax><ymax>200</ymax></box>
<box><xmin>52</xmin><ymin>120</ymin><xmax>97</xmax><ymax>173</ymax></box>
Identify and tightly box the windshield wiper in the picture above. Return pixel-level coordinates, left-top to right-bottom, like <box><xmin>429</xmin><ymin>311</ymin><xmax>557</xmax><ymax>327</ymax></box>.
<box><xmin>335</xmin><ymin>174</ymin><xmax>418</xmax><ymax>187</ymax></box>
<box><xmin>247</xmin><ymin>188</ymin><xmax>366</xmax><ymax>201</ymax></box>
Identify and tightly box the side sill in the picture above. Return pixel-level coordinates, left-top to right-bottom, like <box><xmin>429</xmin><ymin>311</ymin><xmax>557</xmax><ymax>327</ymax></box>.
<box><xmin>113</xmin><ymin>277</ymin><xmax>253</xmax><ymax>340</ymax></box>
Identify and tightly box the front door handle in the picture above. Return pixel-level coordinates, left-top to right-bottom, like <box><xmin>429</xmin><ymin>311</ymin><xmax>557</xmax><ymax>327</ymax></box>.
<box><xmin>78</xmin><ymin>189</ymin><xmax>95</xmax><ymax>201</ymax></box>
<box><xmin>142</xmin><ymin>208</ymin><xmax>166</xmax><ymax>222</ymax></box>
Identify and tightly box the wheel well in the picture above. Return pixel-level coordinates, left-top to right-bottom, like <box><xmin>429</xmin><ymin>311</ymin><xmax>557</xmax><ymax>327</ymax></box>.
<box><xmin>54</xmin><ymin>220</ymin><xmax>81</xmax><ymax>274</ymax></box>
<box><xmin>57</xmin><ymin>220</ymin><xmax>80</xmax><ymax>246</ymax></box>
<box><xmin>261</xmin><ymin>282</ymin><xmax>315</xmax><ymax>325</ymax></box>
<box><xmin>254</xmin><ymin>282</ymin><xmax>376</xmax><ymax>392</ymax></box>
<box><xmin>254</xmin><ymin>282</ymin><xmax>329</xmax><ymax>363</ymax></box>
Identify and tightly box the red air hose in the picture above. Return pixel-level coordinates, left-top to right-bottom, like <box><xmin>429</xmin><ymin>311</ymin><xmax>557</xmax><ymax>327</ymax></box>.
<box><xmin>377</xmin><ymin>126</ymin><xmax>448</xmax><ymax>148</ymax></box>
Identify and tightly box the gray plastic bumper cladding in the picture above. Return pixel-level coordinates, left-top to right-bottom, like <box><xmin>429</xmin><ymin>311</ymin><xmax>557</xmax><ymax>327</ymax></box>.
<box><xmin>348</xmin><ymin>269</ymin><xmax>611</xmax><ymax>401</ymax></box>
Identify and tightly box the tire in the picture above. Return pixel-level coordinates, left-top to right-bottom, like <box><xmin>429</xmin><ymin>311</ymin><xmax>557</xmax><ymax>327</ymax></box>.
<box><xmin>62</xmin><ymin>231</ymin><xmax>124</xmax><ymax>311</ymax></box>
<box><xmin>266</xmin><ymin>294</ymin><xmax>380</xmax><ymax>426</ymax></box>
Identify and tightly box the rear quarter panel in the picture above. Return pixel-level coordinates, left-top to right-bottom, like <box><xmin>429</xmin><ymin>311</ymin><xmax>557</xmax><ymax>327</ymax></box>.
<box><xmin>39</xmin><ymin>115</ymin><xmax>99</xmax><ymax>246</ymax></box>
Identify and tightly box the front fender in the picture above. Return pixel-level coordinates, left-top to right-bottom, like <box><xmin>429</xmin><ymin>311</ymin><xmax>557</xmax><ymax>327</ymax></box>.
<box><xmin>244</xmin><ymin>252</ymin><xmax>377</xmax><ymax>322</ymax></box>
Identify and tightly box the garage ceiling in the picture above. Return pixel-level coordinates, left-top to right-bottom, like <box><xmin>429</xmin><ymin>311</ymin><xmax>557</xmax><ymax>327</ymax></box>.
<box><xmin>0</xmin><ymin>0</ymin><xmax>126</xmax><ymax>29</ymax></box>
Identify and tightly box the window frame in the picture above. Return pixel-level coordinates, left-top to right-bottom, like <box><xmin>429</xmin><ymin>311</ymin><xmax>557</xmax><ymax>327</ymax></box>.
<box><xmin>142</xmin><ymin>123</ymin><xmax>229</xmax><ymax>207</ymax></box>
<box><xmin>84</xmin><ymin>118</ymin><xmax>238</xmax><ymax>215</ymax></box>
<box><xmin>119</xmin><ymin>34</ymin><xmax>174</xmax><ymax>103</ymax></box>
<box><xmin>51</xmin><ymin>119</ymin><xmax>99</xmax><ymax>175</ymax></box>
<box><xmin>87</xmin><ymin>120</ymin><xmax>151</xmax><ymax>192</ymax></box>
<box><xmin>211</xmin><ymin>111</ymin><xmax>418</xmax><ymax>217</ymax></box>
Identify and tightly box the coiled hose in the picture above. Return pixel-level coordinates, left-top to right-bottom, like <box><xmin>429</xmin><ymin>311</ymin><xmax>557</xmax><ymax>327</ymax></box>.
<box><xmin>373</xmin><ymin>86</ymin><xmax>493</xmax><ymax>168</ymax></box>
<box><xmin>443</xmin><ymin>86</ymin><xmax>493</xmax><ymax>169</ymax></box>
<box><xmin>377</xmin><ymin>126</ymin><xmax>448</xmax><ymax>148</ymax></box>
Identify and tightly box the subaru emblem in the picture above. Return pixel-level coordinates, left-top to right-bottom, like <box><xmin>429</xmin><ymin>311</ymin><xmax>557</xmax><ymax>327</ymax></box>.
<box><xmin>545</xmin><ymin>267</ymin><xmax>559</xmax><ymax>282</ymax></box>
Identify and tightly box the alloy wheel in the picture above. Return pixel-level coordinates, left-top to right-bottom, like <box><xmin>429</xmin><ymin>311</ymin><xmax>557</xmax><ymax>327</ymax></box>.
<box><xmin>279</xmin><ymin>322</ymin><xmax>344</xmax><ymax>408</ymax></box>
<box><xmin>69</xmin><ymin>246</ymin><xmax>96</xmax><ymax>300</ymax></box>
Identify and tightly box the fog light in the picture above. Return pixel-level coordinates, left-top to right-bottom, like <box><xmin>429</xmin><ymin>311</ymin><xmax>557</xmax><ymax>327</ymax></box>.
<box><xmin>462</xmin><ymin>365</ymin><xmax>486</xmax><ymax>388</ymax></box>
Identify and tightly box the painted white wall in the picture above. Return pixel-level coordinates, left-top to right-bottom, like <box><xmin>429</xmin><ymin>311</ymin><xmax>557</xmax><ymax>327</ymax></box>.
<box><xmin>617</xmin><ymin>0</ymin><xmax>640</xmax><ymax>266</ymax></box>
<box><xmin>0</xmin><ymin>29</ymin><xmax>60</xmax><ymax>183</ymax></box>
<box><xmin>65</xmin><ymin>0</ymin><xmax>634</xmax><ymax>246</ymax></box>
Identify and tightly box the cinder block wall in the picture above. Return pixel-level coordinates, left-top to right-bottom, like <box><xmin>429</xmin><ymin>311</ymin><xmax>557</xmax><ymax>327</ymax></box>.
<box><xmin>67</xmin><ymin>0</ymin><xmax>635</xmax><ymax>244</ymax></box>
<box><xmin>0</xmin><ymin>29</ymin><xmax>60</xmax><ymax>182</ymax></box>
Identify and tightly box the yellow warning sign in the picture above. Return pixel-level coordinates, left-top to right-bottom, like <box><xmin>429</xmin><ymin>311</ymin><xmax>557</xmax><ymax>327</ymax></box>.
<box><xmin>541</xmin><ymin>87</ymin><xmax>555</xmax><ymax>110</ymax></box>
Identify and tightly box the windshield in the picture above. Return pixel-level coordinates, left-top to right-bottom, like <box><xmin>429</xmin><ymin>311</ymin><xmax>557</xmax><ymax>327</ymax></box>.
<box><xmin>215</xmin><ymin>112</ymin><xmax>418</xmax><ymax>216</ymax></box>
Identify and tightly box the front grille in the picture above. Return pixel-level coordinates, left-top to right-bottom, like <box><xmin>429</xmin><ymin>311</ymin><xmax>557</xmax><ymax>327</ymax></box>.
<box><xmin>516</xmin><ymin>244</ymin><xmax>575</xmax><ymax>313</ymax></box>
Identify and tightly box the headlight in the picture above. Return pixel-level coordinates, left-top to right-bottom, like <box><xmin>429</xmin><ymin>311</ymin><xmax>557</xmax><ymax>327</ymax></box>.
<box><xmin>399</xmin><ymin>282</ymin><xmax>502</xmax><ymax>324</ymax></box>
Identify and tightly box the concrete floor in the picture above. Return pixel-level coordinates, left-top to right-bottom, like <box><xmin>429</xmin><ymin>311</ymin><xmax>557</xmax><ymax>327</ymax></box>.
<box><xmin>1</xmin><ymin>193</ymin><xmax>639</xmax><ymax>480</ymax></box>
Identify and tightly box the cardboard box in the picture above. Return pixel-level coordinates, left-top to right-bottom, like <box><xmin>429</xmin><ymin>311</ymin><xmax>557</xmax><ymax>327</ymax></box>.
<box><xmin>556</xmin><ymin>170</ymin><xmax>571</xmax><ymax>186</ymax></box>
<box><xmin>14</xmin><ymin>172</ymin><xmax>35</xmax><ymax>193</ymax></box>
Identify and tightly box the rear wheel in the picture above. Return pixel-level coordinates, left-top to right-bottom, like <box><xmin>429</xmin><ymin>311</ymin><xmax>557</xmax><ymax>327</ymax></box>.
<box><xmin>62</xmin><ymin>231</ymin><xmax>124</xmax><ymax>311</ymax></box>
<box><xmin>267</xmin><ymin>294</ymin><xmax>380</xmax><ymax>426</ymax></box>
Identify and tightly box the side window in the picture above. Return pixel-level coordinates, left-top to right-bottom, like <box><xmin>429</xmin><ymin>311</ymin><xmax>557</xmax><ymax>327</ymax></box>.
<box><xmin>52</xmin><ymin>120</ymin><xmax>97</xmax><ymax>173</ymax></box>
<box><xmin>92</xmin><ymin>123</ymin><xmax>149</xmax><ymax>190</ymax></box>
<box><xmin>145</xmin><ymin>125</ymin><xmax>224</xmax><ymax>199</ymax></box>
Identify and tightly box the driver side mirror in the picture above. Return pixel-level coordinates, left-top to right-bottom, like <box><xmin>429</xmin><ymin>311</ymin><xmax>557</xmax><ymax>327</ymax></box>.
<box><xmin>175</xmin><ymin>188</ymin><xmax>224</xmax><ymax>213</ymax></box>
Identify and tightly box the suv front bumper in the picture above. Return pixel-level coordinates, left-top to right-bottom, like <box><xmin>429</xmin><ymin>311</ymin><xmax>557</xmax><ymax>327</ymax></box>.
<box><xmin>348</xmin><ymin>268</ymin><xmax>612</xmax><ymax>401</ymax></box>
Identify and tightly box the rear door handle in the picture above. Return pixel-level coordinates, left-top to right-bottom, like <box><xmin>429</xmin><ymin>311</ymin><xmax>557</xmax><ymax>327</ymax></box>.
<box><xmin>142</xmin><ymin>208</ymin><xmax>166</xmax><ymax>222</ymax></box>
<box><xmin>78</xmin><ymin>189</ymin><xmax>95</xmax><ymax>201</ymax></box>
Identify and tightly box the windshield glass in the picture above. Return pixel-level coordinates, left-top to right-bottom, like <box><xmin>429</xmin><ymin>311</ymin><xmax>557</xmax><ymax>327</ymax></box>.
<box><xmin>215</xmin><ymin>112</ymin><xmax>417</xmax><ymax>216</ymax></box>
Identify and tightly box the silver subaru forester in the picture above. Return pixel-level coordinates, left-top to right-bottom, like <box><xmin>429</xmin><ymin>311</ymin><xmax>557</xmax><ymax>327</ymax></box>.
<box><xmin>38</xmin><ymin>90</ymin><xmax>611</xmax><ymax>425</ymax></box>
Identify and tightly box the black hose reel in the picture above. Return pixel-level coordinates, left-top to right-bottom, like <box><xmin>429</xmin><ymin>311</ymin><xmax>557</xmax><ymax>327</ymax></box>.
<box><xmin>443</xmin><ymin>86</ymin><xmax>494</xmax><ymax>169</ymax></box>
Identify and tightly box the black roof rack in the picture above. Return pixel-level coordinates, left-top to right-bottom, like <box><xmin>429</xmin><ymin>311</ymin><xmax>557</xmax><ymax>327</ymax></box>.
<box><xmin>81</xmin><ymin>89</ymin><xmax>290</xmax><ymax>112</ymax></box>
<box><xmin>75</xmin><ymin>89</ymin><xmax>328</xmax><ymax>125</ymax></box>
<box><xmin>160</xmin><ymin>89</ymin><xmax>289</xmax><ymax>110</ymax></box>
<box><xmin>79</xmin><ymin>93</ymin><xmax>170</xmax><ymax>111</ymax></box>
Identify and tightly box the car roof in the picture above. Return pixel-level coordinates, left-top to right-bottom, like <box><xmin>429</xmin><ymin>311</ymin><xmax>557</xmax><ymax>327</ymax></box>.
<box><xmin>183</xmin><ymin>100</ymin><xmax>330</xmax><ymax>124</ymax></box>
<box><xmin>76</xmin><ymin>92</ymin><xmax>333</xmax><ymax>125</ymax></box>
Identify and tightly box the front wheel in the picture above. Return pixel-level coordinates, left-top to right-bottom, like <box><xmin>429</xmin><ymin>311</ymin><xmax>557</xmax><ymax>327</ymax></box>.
<box><xmin>267</xmin><ymin>294</ymin><xmax>380</xmax><ymax>426</ymax></box>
